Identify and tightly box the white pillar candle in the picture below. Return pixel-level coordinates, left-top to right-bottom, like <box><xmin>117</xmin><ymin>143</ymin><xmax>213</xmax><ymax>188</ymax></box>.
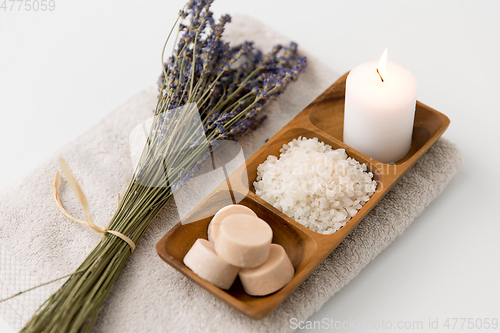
<box><xmin>343</xmin><ymin>49</ymin><xmax>417</xmax><ymax>163</ymax></box>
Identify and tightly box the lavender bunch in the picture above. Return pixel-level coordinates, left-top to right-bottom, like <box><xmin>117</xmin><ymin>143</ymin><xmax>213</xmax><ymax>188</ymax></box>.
<box><xmin>20</xmin><ymin>1</ymin><xmax>306</xmax><ymax>332</ymax></box>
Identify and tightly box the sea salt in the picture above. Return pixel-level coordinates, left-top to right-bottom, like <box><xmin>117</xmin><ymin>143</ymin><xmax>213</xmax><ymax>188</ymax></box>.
<box><xmin>254</xmin><ymin>137</ymin><xmax>377</xmax><ymax>234</ymax></box>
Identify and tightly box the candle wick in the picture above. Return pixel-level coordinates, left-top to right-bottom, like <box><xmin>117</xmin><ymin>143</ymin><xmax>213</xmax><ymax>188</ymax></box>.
<box><xmin>376</xmin><ymin>68</ymin><xmax>384</xmax><ymax>82</ymax></box>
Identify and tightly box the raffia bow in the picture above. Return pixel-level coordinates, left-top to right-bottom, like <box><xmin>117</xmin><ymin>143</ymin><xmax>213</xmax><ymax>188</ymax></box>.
<box><xmin>52</xmin><ymin>158</ymin><xmax>136</xmax><ymax>252</ymax></box>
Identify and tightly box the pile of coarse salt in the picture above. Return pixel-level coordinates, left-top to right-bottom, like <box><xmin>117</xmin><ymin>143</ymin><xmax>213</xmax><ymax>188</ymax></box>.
<box><xmin>254</xmin><ymin>137</ymin><xmax>377</xmax><ymax>234</ymax></box>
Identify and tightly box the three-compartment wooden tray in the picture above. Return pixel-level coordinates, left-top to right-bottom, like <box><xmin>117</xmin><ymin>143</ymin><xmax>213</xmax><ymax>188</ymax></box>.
<box><xmin>156</xmin><ymin>72</ymin><xmax>450</xmax><ymax>319</ymax></box>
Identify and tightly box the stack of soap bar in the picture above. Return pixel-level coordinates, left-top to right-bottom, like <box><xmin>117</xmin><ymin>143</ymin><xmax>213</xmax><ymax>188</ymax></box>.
<box><xmin>214</xmin><ymin>214</ymin><xmax>273</xmax><ymax>268</ymax></box>
<box><xmin>183</xmin><ymin>204</ymin><xmax>295</xmax><ymax>296</ymax></box>
<box><xmin>183</xmin><ymin>239</ymin><xmax>239</xmax><ymax>290</ymax></box>
<box><xmin>207</xmin><ymin>204</ymin><xmax>256</xmax><ymax>243</ymax></box>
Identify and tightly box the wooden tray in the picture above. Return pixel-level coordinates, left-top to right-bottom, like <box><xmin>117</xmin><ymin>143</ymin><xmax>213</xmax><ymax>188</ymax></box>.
<box><xmin>156</xmin><ymin>72</ymin><xmax>450</xmax><ymax>319</ymax></box>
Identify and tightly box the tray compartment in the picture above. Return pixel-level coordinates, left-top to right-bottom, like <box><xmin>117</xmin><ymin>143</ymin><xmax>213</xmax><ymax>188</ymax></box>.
<box><xmin>156</xmin><ymin>190</ymin><xmax>318</xmax><ymax>319</ymax></box>
<box><xmin>307</xmin><ymin>74</ymin><xmax>448</xmax><ymax>166</ymax></box>
<box><xmin>244</xmin><ymin>127</ymin><xmax>384</xmax><ymax>194</ymax></box>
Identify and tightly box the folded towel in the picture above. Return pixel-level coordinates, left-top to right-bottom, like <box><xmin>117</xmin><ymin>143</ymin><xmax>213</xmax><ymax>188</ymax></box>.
<box><xmin>0</xmin><ymin>15</ymin><xmax>462</xmax><ymax>333</ymax></box>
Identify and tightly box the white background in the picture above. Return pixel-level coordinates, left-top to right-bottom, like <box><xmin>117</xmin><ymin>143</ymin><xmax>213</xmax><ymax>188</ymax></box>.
<box><xmin>1</xmin><ymin>0</ymin><xmax>499</xmax><ymax>332</ymax></box>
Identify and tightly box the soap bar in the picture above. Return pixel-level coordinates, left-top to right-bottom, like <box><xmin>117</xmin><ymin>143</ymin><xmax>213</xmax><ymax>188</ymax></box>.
<box><xmin>239</xmin><ymin>244</ymin><xmax>295</xmax><ymax>296</ymax></box>
<box><xmin>208</xmin><ymin>204</ymin><xmax>256</xmax><ymax>243</ymax></box>
<box><xmin>214</xmin><ymin>214</ymin><xmax>273</xmax><ymax>268</ymax></box>
<box><xmin>183</xmin><ymin>238</ymin><xmax>239</xmax><ymax>290</ymax></box>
